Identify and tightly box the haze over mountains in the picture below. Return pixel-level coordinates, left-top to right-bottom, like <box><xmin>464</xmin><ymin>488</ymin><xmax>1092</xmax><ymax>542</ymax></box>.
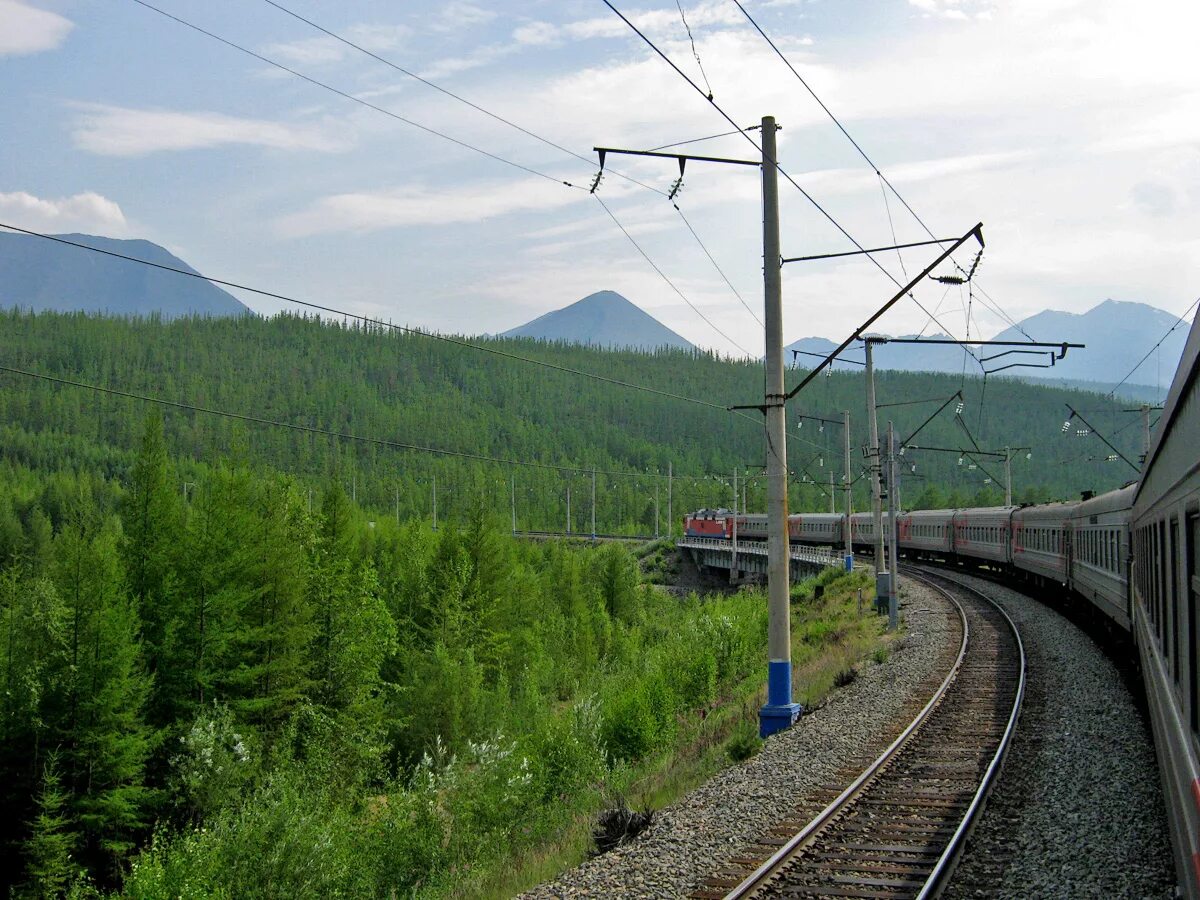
<box><xmin>786</xmin><ymin>300</ymin><xmax>1187</xmax><ymax>392</ymax></box>
<box><xmin>1</xmin><ymin>230</ymin><xmax>1186</xmax><ymax>396</ymax></box>
<box><xmin>0</xmin><ymin>231</ymin><xmax>248</xmax><ymax>319</ymax></box>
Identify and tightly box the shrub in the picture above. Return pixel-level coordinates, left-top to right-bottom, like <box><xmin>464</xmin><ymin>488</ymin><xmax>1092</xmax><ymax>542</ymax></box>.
<box><xmin>725</xmin><ymin>721</ymin><xmax>764</xmax><ymax>762</ymax></box>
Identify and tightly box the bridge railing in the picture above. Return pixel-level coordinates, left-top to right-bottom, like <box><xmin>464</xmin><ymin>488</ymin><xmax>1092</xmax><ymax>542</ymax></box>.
<box><xmin>676</xmin><ymin>536</ymin><xmax>841</xmax><ymax>568</ymax></box>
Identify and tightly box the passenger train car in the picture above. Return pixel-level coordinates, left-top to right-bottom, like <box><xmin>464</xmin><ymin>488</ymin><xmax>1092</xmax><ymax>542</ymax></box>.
<box><xmin>680</xmin><ymin>312</ymin><xmax>1200</xmax><ymax>897</ymax></box>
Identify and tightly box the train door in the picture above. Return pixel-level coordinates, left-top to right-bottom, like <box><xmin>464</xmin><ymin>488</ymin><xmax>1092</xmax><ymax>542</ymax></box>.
<box><xmin>1190</xmin><ymin>513</ymin><xmax>1199</xmax><ymax>735</ymax></box>
<box><xmin>1171</xmin><ymin>519</ymin><xmax>1181</xmax><ymax>688</ymax></box>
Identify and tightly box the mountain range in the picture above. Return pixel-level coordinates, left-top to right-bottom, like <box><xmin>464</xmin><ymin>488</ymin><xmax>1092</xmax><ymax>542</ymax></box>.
<box><xmin>0</xmin><ymin>231</ymin><xmax>249</xmax><ymax>319</ymax></box>
<box><xmin>786</xmin><ymin>299</ymin><xmax>1185</xmax><ymax>391</ymax></box>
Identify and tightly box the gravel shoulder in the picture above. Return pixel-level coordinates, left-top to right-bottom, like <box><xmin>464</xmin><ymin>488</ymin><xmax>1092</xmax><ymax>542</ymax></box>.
<box><xmin>940</xmin><ymin>570</ymin><xmax>1175</xmax><ymax>900</ymax></box>
<box><xmin>521</xmin><ymin>580</ymin><xmax>958</xmax><ymax>899</ymax></box>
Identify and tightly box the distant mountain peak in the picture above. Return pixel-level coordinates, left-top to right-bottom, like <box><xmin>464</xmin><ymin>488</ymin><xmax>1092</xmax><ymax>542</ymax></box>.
<box><xmin>0</xmin><ymin>231</ymin><xmax>250</xmax><ymax>319</ymax></box>
<box><xmin>500</xmin><ymin>290</ymin><xmax>694</xmax><ymax>351</ymax></box>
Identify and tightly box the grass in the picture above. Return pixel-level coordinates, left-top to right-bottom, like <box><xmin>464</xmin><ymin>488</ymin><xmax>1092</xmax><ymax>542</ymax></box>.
<box><xmin>460</xmin><ymin>568</ymin><xmax>897</xmax><ymax>899</ymax></box>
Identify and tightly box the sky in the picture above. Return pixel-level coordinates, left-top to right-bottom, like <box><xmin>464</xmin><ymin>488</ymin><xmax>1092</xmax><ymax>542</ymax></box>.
<box><xmin>1</xmin><ymin>0</ymin><xmax>1197</xmax><ymax>358</ymax></box>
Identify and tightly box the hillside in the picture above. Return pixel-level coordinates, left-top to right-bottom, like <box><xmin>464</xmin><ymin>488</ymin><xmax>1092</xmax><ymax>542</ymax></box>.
<box><xmin>0</xmin><ymin>310</ymin><xmax>1145</xmax><ymax>530</ymax></box>
<box><xmin>0</xmin><ymin>231</ymin><xmax>249</xmax><ymax>319</ymax></box>
<box><xmin>500</xmin><ymin>290</ymin><xmax>695</xmax><ymax>350</ymax></box>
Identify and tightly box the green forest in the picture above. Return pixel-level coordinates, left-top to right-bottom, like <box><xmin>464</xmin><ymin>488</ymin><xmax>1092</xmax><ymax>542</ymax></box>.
<box><xmin>2</xmin><ymin>412</ymin><xmax>785</xmax><ymax>896</ymax></box>
<box><xmin>0</xmin><ymin>309</ymin><xmax>1145</xmax><ymax>895</ymax></box>
<box><xmin>0</xmin><ymin>309</ymin><xmax>1143</xmax><ymax>534</ymax></box>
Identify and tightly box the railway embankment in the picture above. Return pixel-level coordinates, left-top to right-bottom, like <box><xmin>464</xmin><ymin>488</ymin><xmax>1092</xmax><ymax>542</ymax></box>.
<box><xmin>522</xmin><ymin>577</ymin><xmax>957</xmax><ymax>898</ymax></box>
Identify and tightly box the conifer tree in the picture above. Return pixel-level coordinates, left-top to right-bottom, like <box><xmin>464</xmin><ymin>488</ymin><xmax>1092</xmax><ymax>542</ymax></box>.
<box><xmin>51</xmin><ymin>510</ymin><xmax>154</xmax><ymax>871</ymax></box>
<box><xmin>24</xmin><ymin>751</ymin><xmax>77</xmax><ymax>898</ymax></box>
<box><xmin>121</xmin><ymin>411</ymin><xmax>181</xmax><ymax>691</ymax></box>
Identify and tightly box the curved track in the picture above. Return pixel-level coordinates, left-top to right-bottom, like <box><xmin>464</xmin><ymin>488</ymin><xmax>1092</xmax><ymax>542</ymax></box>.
<box><xmin>723</xmin><ymin>567</ymin><xmax>1025</xmax><ymax>899</ymax></box>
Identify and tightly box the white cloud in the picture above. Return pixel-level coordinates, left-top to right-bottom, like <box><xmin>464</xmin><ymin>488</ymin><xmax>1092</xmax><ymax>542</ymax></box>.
<box><xmin>70</xmin><ymin>104</ymin><xmax>352</xmax><ymax>157</ymax></box>
<box><xmin>433</xmin><ymin>3</ymin><xmax>495</xmax><ymax>32</ymax></box>
<box><xmin>0</xmin><ymin>190</ymin><xmax>129</xmax><ymax>236</ymax></box>
<box><xmin>275</xmin><ymin>177</ymin><xmax>583</xmax><ymax>237</ymax></box>
<box><xmin>0</xmin><ymin>0</ymin><xmax>71</xmax><ymax>56</ymax></box>
<box><xmin>262</xmin><ymin>24</ymin><xmax>410</xmax><ymax>66</ymax></box>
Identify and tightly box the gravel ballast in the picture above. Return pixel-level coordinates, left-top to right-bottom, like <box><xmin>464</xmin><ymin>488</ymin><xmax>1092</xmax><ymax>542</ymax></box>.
<box><xmin>522</xmin><ymin>580</ymin><xmax>958</xmax><ymax>899</ymax></box>
<box><xmin>941</xmin><ymin>570</ymin><xmax>1175</xmax><ymax>900</ymax></box>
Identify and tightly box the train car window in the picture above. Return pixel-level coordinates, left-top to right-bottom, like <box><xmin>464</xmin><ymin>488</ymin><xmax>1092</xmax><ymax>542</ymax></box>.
<box><xmin>1158</xmin><ymin>521</ymin><xmax>1167</xmax><ymax>645</ymax></box>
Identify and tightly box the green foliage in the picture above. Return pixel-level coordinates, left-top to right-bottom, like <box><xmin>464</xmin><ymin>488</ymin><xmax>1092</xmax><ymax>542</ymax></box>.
<box><xmin>24</xmin><ymin>752</ymin><xmax>79</xmax><ymax>898</ymax></box>
<box><xmin>725</xmin><ymin>721</ymin><xmax>764</xmax><ymax>763</ymax></box>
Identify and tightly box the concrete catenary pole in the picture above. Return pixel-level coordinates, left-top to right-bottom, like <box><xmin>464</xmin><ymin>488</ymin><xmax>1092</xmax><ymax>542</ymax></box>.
<box><xmin>829</xmin><ymin>471</ymin><xmax>836</xmax><ymax>514</ymax></box>
<box><xmin>1142</xmin><ymin>404</ymin><xmax>1152</xmax><ymax>464</ymax></box>
<box><xmin>511</xmin><ymin>473</ymin><xmax>517</xmax><ymax>534</ymax></box>
<box><xmin>759</xmin><ymin>115</ymin><xmax>800</xmax><ymax>738</ymax></box>
<box><xmin>668</xmin><ymin>461</ymin><xmax>673</xmax><ymax>539</ymax></box>
<box><xmin>732</xmin><ymin>468</ymin><xmax>739</xmax><ymax>583</ymax></box>
<box><xmin>432</xmin><ymin>475</ymin><xmax>437</xmax><ymax>531</ymax></box>
<box><xmin>1004</xmin><ymin>446</ymin><xmax>1012</xmax><ymax>507</ymax></box>
<box><xmin>866</xmin><ymin>340</ymin><xmax>886</xmax><ymax>587</ymax></box>
<box><xmin>591</xmin><ymin>468</ymin><xmax>597</xmax><ymax>540</ymax></box>
<box><xmin>654</xmin><ymin>479</ymin><xmax>660</xmax><ymax>539</ymax></box>
<box><xmin>843</xmin><ymin>409</ymin><xmax>853</xmax><ymax>567</ymax></box>
<box><xmin>887</xmin><ymin>421</ymin><xmax>900</xmax><ymax>630</ymax></box>
<box><xmin>566</xmin><ymin>481</ymin><xmax>571</xmax><ymax>535</ymax></box>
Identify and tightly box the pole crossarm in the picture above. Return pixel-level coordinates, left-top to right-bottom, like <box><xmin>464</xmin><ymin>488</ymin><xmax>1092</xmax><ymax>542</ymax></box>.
<box><xmin>592</xmin><ymin>146</ymin><xmax>760</xmax><ymax>168</ymax></box>
<box><xmin>904</xmin><ymin>444</ymin><xmax>1029</xmax><ymax>458</ymax></box>
<box><xmin>792</xmin><ymin>348</ymin><xmax>865</xmax><ymax>367</ymax></box>
<box><xmin>782</xmin><ymin>236</ymin><xmax>959</xmax><ymax>264</ymax></box>
<box><xmin>797</xmin><ymin>412</ymin><xmax>845</xmax><ymax>427</ymax></box>
<box><xmin>773</xmin><ymin>223</ymin><xmax>984</xmax><ymax>404</ymax></box>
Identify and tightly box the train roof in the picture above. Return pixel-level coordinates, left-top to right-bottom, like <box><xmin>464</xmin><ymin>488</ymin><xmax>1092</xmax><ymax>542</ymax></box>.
<box><xmin>1074</xmin><ymin>484</ymin><xmax>1136</xmax><ymax>519</ymax></box>
<box><xmin>1135</xmin><ymin>308</ymin><xmax>1200</xmax><ymax>512</ymax></box>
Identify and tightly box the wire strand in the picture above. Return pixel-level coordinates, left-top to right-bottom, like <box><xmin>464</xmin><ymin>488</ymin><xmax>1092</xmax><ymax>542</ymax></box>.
<box><xmin>1107</xmin><ymin>295</ymin><xmax>1200</xmax><ymax>397</ymax></box>
<box><xmin>593</xmin><ymin>196</ymin><xmax>753</xmax><ymax>358</ymax></box>
<box><xmin>130</xmin><ymin>0</ymin><xmax>585</xmax><ymax>190</ymax></box>
<box><xmin>674</xmin><ymin>204</ymin><xmax>763</xmax><ymax>327</ymax></box>
<box><xmin>257</xmin><ymin>0</ymin><xmax>667</xmax><ymax>197</ymax></box>
<box><xmin>730</xmin><ymin>0</ymin><xmax>1027</xmax><ymax>346</ymax></box>
<box><xmin>599</xmin><ymin>0</ymin><xmax>981</xmax><ymax>369</ymax></box>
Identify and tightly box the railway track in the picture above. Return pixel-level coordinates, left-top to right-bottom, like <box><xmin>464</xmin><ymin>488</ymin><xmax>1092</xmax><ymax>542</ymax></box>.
<box><xmin>719</xmin><ymin>566</ymin><xmax>1025</xmax><ymax>899</ymax></box>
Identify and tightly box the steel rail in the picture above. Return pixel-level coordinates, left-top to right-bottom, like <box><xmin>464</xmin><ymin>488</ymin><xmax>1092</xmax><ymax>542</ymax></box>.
<box><xmin>908</xmin><ymin>566</ymin><xmax>1027</xmax><ymax>898</ymax></box>
<box><xmin>723</xmin><ymin>566</ymin><xmax>1024</xmax><ymax>899</ymax></box>
<box><xmin>723</xmin><ymin>587</ymin><xmax>971</xmax><ymax>898</ymax></box>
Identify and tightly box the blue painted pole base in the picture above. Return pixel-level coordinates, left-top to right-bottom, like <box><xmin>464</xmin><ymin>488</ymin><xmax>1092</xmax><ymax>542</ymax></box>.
<box><xmin>759</xmin><ymin>702</ymin><xmax>802</xmax><ymax>738</ymax></box>
<box><xmin>760</xmin><ymin>659</ymin><xmax>803</xmax><ymax>738</ymax></box>
<box><xmin>844</xmin><ymin>553</ymin><xmax>854</xmax><ymax>572</ymax></box>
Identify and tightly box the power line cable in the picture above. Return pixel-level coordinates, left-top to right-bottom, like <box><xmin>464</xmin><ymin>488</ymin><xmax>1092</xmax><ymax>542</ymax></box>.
<box><xmin>600</xmin><ymin>0</ymin><xmax>980</xmax><ymax>368</ymax></box>
<box><xmin>729</xmin><ymin>0</ymin><xmax>1031</xmax><ymax>343</ymax></box>
<box><xmin>650</xmin><ymin>126</ymin><xmax>756</xmax><ymax>151</ymax></box>
<box><xmin>136</xmin><ymin>0</ymin><xmax>762</xmax><ymax>357</ymax></box>
<box><xmin>674</xmin><ymin>205</ymin><xmax>763</xmax><ymax>327</ymax></box>
<box><xmin>0</xmin><ymin>223</ymin><xmax>749</xmax><ymax>417</ymax></box>
<box><xmin>675</xmin><ymin>0</ymin><xmax>714</xmax><ymax>99</ymax></box>
<box><xmin>0</xmin><ymin>363</ymin><xmax>702</xmax><ymax>479</ymax></box>
<box><xmin>257</xmin><ymin>0</ymin><xmax>666</xmax><ymax>197</ymax></box>
<box><xmin>130</xmin><ymin>0</ymin><xmax>586</xmax><ymax>190</ymax></box>
<box><xmin>593</xmin><ymin>196</ymin><xmax>753</xmax><ymax>357</ymax></box>
<box><xmin>1106</xmin><ymin>295</ymin><xmax>1200</xmax><ymax>397</ymax></box>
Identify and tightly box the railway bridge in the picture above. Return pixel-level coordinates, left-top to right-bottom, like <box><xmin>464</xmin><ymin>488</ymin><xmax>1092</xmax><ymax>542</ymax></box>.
<box><xmin>676</xmin><ymin>535</ymin><xmax>845</xmax><ymax>582</ymax></box>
